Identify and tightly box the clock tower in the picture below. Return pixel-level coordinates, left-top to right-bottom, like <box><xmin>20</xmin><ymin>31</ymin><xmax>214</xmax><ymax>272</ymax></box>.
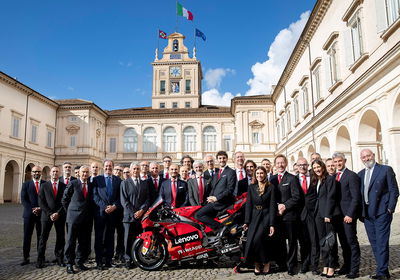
<box><xmin>152</xmin><ymin>32</ymin><xmax>202</xmax><ymax>109</ymax></box>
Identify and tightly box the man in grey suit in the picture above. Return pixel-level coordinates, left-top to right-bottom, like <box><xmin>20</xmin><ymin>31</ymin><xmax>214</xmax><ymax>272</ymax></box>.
<box><xmin>120</xmin><ymin>162</ymin><xmax>150</xmax><ymax>268</ymax></box>
<box><xmin>188</xmin><ymin>160</ymin><xmax>212</xmax><ymax>206</ymax></box>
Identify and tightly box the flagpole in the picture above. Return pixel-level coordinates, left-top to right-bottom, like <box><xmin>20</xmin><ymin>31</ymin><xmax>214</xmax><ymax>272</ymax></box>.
<box><xmin>157</xmin><ymin>27</ymin><xmax>160</xmax><ymax>60</ymax></box>
<box><xmin>175</xmin><ymin>0</ymin><xmax>178</xmax><ymax>32</ymax></box>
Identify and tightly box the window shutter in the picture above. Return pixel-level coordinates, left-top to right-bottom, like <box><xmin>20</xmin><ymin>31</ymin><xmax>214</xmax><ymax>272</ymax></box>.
<box><xmin>344</xmin><ymin>28</ymin><xmax>354</xmax><ymax>67</ymax></box>
<box><xmin>324</xmin><ymin>54</ymin><xmax>332</xmax><ymax>89</ymax></box>
<box><xmin>375</xmin><ymin>0</ymin><xmax>388</xmax><ymax>33</ymax></box>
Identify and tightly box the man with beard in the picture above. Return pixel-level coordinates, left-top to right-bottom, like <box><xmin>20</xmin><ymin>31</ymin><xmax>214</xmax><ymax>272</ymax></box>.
<box><xmin>59</xmin><ymin>162</ymin><xmax>76</xmax><ymax>185</ymax></box>
<box><xmin>159</xmin><ymin>164</ymin><xmax>188</xmax><ymax>208</ymax></box>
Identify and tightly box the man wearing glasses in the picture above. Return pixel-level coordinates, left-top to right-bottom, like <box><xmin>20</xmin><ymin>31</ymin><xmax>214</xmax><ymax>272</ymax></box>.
<box><xmin>140</xmin><ymin>161</ymin><xmax>150</xmax><ymax>180</ymax></box>
<box><xmin>159</xmin><ymin>156</ymin><xmax>172</xmax><ymax>179</ymax></box>
<box><xmin>122</xmin><ymin>167</ymin><xmax>131</xmax><ymax>180</ymax></box>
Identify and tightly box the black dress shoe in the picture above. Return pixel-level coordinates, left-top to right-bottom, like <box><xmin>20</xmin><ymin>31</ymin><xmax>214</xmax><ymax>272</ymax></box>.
<box><xmin>300</xmin><ymin>268</ymin><xmax>309</xmax><ymax>274</ymax></box>
<box><xmin>77</xmin><ymin>263</ymin><xmax>89</xmax><ymax>271</ymax></box>
<box><xmin>346</xmin><ymin>273</ymin><xmax>359</xmax><ymax>279</ymax></box>
<box><xmin>66</xmin><ymin>265</ymin><xmax>75</xmax><ymax>274</ymax></box>
<box><xmin>254</xmin><ymin>271</ymin><xmax>262</xmax><ymax>276</ymax></box>
<box><xmin>337</xmin><ymin>267</ymin><xmax>350</xmax><ymax>275</ymax></box>
<box><xmin>288</xmin><ymin>270</ymin><xmax>296</xmax><ymax>276</ymax></box>
<box><xmin>370</xmin><ymin>275</ymin><xmax>388</xmax><ymax>280</ymax></box>
<box><xmin>326</xmin><ymin>273</ymin><xmax>335</xmax><ymax>278</ymax></box>
<box><xmin>20</xmin><ymin>259</ymin><xmax>30</xmax><ymax>266</ymax></box>
<box><xmin>104</xmin><ymin>262</ymin><xmax>116</xmax><ymax>268</ymax></box>
<box><xmin>312</xmin><ymin>270</ymin><xmax>320</xmax><ymax>275</ymax></box>
<box><xmin>96</xmin><ymin>264</ymin><xmax>107</xmax><ymax>271</ymax></box>
<box><xmin>36</xmin><ymin>261</ymin><xmax>45</xmax><ymax>268</ymax></box>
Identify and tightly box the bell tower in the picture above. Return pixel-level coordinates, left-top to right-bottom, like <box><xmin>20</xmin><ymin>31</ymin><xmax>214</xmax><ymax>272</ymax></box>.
<box><xmin>152</xmin><ymin>32</ymin><xmax>202</xmax><ymax>109</ymax></box>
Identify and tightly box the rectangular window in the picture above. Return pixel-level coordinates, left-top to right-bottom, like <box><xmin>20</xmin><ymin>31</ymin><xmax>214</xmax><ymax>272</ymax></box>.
<box><xmin>386</xmin><ymin>0</ymin><xmax>400</xmax><ymax>26</ymax></box>
<box><xmin>159</xmin><ymin>102</ymin><xmax>165</xmax><ymax>109</ymax></box>
<box><xmin>109</xmin><ymin>137</ymin><xmax>116</xmax><ymax>153</ymax></box>
<box><xmin>313</xmin><ymin>66</ymin><xmax>321</xmax><ymax>101</ymax></box>
<box><xmin>252</xmin><ymin>132</ymin><xmax>260</xmax><ymax>144</ymax></box>
<box><xmin>224</xmin><ymin>136</ymin><xmax>232</xmax><ymax>152</ymax></box>
<box><xmin>251</xmin><ymin>111</ymin><xmax>261</xmax><ymax>117</ymax></box>
<box><xmin>47</xmin><ymin>131</ymin><xmax>53</xmax><ymax>147</ymax></box>
<box><xmin>286</xmin><ymin>108</ymin><xmax>291</xmax><ymax>129</ymax></box>
<box><xmin>12</xmin><ymin>116</ymin><xmax>20</xmax><ymax>138</ymax></box>
<box><xmin>172</xmin><ymin>102</ymin><xmax>178</xmax><ymax>108</ymax></box>
<box><xmin>68</xmin><ymin>116</ymin><xmax>78</xmax><ymax>122</ymax></box>
<box><xmin>70</xmin><ymin>135</ymin><xmax>77</xmax><ymax>147</ymax></box>
<box><xmin>302</xmin><ymin>84</ymin><xmax>309</xmax><ymax>115</ymax></box>
<box><xmin>185</xmin><ymin>80</ymin><xmax>191</xmax><ymax>92</ymax></box>
<box><xmin>293</xmin><ymin>97</ymin><xmax>299</xmax><ymax>124</ymax></box>
<box><xmin>31</xmin><ymin>124</ymin><xmax>38</xmax><ymax>143</ymax></box>
<box><xmin>185</xmin><ymin>102</ymin><xmax>191</xmax><ymax>108</ymax></box>
<box><xmin>327</xmin><ymin>43</ymin><xmax>339</xmax><ymax>86</ymax></box>
<box><xmin>350</xmin><ymin>15</ymin><xmax>363</xmax><ymax>62</ymax></box>
<box><xmin>281</xmin><ymin>117</ymin><xmax>285</xmax><ymax>137</ymax></box>
<box><xmin>160</xmin><ymin>80</ymin><xmax>166</xmax><ymax>93</ymax></box>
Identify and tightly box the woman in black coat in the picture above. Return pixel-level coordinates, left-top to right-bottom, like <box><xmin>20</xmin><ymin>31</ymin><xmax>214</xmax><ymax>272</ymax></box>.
<box><xmin>311</xmin><ymin>159</ymin><xmax>341</xmax><ymax>278</ymax></box>
<box><xmin>243</xmin><ymin>166</ymin><xmax>277</xmax><ymax>275</ymax></box>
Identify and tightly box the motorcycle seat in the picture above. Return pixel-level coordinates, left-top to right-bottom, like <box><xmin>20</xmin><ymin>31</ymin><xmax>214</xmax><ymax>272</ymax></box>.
<box><xmin>216</xmin><ymin>205</ymin><xmax>234</xmax><ymax>219</ymax></box>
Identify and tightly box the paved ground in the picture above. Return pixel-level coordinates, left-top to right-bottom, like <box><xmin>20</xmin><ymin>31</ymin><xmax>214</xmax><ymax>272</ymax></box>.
<box><xmin>0</xmin><ymin>203</ymin><xmax>399</xmax><ymax>280</ymax></box>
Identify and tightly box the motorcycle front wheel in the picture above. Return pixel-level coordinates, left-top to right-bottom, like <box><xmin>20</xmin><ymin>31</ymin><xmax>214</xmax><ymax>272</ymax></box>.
<box><xmin>132</xmin><ymin>237</ymin><xmax>168</xmax><ymax>271</ymax></box>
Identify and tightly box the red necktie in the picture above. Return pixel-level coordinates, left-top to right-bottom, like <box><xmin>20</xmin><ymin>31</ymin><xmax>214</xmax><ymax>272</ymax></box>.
<box><xmin>198</xmin><ymin>176</ymin><xmax>204</xmax><ymax>204</ymax></box>
<box><xmin>278</xmin><ymin>174</ymin><xmax>282</xmax><ymax>184</ymax></box>
<box><xmin>53</xmin><ymin>182</ymin><xmax>57</xmax><ymax>197</ymax></box>
<box><xmin>82</xmin><ymin>182</ymin><xmax>87</xmax><ymax>199</ymax></box>
<box><xmin>154</xmin><ymin>178</ymin><xmax>158</xmax><ymax>191</ymax></box>
<box><xmin>171</xmin><ymin>180</ymin><xmax>177</xmax><ymax>208</ymax></box>
<box><xmin>35</xmin><ymin>181</ymin><xmax>39</xmax><ymax>194</ymax></box>
<box><xmin>336</xmin><ymin>172</ymin><xmax>341</xmax><ymax>182</ymax></box>
<box><xmin>65</xmin><ymin>178</ymin><xmax>69</xmax><ymax>185</ymax></box>
<box><xmin>165</xmin><ymin>172</ymin><xmax>169</xmax><ymax>179</ymax></box>
<box><xmin>218</xmin><ymin>169</ymin><xmax>222</xmax><ymax>179</ymax></box>
<box><xmin>144</xmin><ymin>175</ymin><xmax>147</xmax><ymax>180</ymax></box>
<box><xmin>239</xmin><ymin>170</ymin><xmax>244</xmax><ymax>180</ymax></box>
<box><xmin>301</xmin><ymin>175</ymin><xmax>307</xmax><ymax>194</ymax></box>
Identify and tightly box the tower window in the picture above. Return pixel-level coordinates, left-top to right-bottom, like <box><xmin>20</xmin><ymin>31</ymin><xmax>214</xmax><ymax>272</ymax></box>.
<box><xmin>185</xmin><ymin>80</ymin><xmax>191</xmax><ymax>93</ymax></box>
<box><xmin>160</xmin><ymin>80</ymin><xmax>166</xmax><ymax>94</ymax></box>
<box><xmin>172</xmin><ymin>102</ymin><xmax>178</xmax><ymax>108</ymax></box>
<box><xmin>173</xmin><ymin>39</ymin><xmax>179</xmax><ymax>52</ymax></box>
<box><xmin>185</xmin><ymin>102</ymin><xmax>191</xmax><ymax>108</ymax></box>
<box><xmin>160</xmin><ymin>103</ymin><xmax>165</xmax><ymax>109</ymax></box>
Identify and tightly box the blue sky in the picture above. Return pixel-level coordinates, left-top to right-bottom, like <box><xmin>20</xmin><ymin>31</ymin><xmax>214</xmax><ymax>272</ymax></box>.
<box><xmin>0</xmin><ymin>0</ymin><xmax>315</xmax><ymax>110</ymax></box>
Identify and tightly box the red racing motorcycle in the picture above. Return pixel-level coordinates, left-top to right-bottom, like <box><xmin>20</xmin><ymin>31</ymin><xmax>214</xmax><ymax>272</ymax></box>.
<box><xmin>131</xmin><ymin>194</ymin><xmax>247</xmax><ymax>271</ymax></box>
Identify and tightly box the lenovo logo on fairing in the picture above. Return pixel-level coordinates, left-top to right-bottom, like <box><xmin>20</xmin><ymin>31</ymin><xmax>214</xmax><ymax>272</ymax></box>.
<box><xmin>172</xmin><ymin>231</ymin><xmax>200</xmax><ymax>246</ymax></box>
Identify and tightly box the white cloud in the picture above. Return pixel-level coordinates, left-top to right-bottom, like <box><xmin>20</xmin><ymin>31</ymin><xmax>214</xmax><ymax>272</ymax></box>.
<box><xmin>67</xmin><ymin>86</ymin><xmax>74</xmax><ymax>91</ymax></box>
<box><xmin>202</xmin><ymin>88</ymin><xmax>240</xmax><ymax>107</ymax></box>
<box><xmin>204</xmin><ymin>68</ymin><xmax>235</xmax><ymax>89</ymax></box>
<box><xmin>246</xmin><ymin>11</ymin><xmax>310</xmax><ymax>96</ymax></box>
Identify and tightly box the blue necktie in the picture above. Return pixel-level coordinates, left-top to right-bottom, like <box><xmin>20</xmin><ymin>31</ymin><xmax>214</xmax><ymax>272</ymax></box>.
<box><xmin>106</xmin><ymin>176</ymin><xmax>113</xmax><ymax>199</ymax></box>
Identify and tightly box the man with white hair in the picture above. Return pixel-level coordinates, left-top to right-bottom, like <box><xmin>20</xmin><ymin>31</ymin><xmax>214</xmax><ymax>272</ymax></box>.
<box><xmin>203</xmin><ymin>154</ymin><xmax>219</xmax><ymax>181</ymax></box>
<box><xmin>188</xmin><ymin>160</ymin><xmax>212</xmax><ymax>206</ymax></box>
<box><xmin>358</xmin><ymin>149</ymin><xmax>399</xmax><ymax>280</ymax></box>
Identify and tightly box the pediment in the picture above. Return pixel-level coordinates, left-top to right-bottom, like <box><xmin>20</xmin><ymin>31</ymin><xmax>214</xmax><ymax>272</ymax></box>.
<box><xmin>249</xmin><ymin>120</ymin><xmax>264</xmax><ymax>128</ymax></box>
<box><xmin>66</xmin><ymin>124</ymin><xmax>80</xmax><ymax>134</ymax></box>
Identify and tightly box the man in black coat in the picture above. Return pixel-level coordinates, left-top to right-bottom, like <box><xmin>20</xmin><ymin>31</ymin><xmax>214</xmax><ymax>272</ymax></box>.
<box><xmin>62</xmin><ymin>166</ymin><xmax>94</xmax><ymax>274</ymax></box>
<box><xmin>270</xmin><ymin>154</ymin><xmax>303</xmax><ymax>276</ymax></box>
<box><xmin>333</xmin><ymin>152</ymin><xmax>361</xmax><ymax>279</ymax></box>
<box><xmin>147</xmin><ymin>161</ymin><xmax>164</xmax><ymax>205</ymax></box>
<box><xmin>37</xmin><ymin>166</ymin><xmax>67</xmax><ymax>268</ymax></box>
<box><xmin>188</xmin><ymin>160</ymin><xmax>212</xmax><ymax>206</ymax></box>
<box><xmin>159</xmin><ymin>164</ymin><xmax>188</xmax><ymax>208</ymax></box>
<box><xmin>195</xmin><ymin>151</ymin><xmax>237</xmax><ymax>232</ymax></box>
<box><xmin>59</xmin><ymin>161</ymin><xmax>76</xmax><ymax>185</ymax></box>
<box><xmin>92</xmin><ymin>160</ymin><xmax>122</xmax><ymax>270</ymax></box>
<box><xmin>233</xmin><ymin>151</ymin><xmax>248</xmax><ymax>196</ymax></box>
<box><xmin>120</xmin><ymin>162</ymin><xmax>150</xmax><ymax>268</ymax></box>
<box><xmin>20</xmin><ymin>165</ymin><xmax>45</xmax><ymax>266</ymax></box>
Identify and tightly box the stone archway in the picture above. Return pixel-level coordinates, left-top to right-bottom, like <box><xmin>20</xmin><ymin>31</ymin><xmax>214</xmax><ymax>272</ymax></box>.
<box><xmin>336</xmin><ymin>126</ymin><xmax>353</xmax><ymax>169</ymax></box>
<box><xmin>42</xmin><ymin>166</ymin><xmax>50</xmax><ymax>181</ymax></box>
<box><xmin>320</xmin><ymin>137</ymin><xmax>330</xmax><ymax>160</ymax></box>
<box><xmin>358</xmin><ymin>110</ymin><xmax>383</xmax><ymax>163</ymax></box>
<box><xmin>3</xmin><ymin>160</ymin><xmax>20</xmax><ymax>203</ymax></box>
<box><xmin>389</xmin><ymin>91</ymin><xmax>400</xmax><ymax>176</ymax></box>
<box><xmin>290</xmin><ymin>155</ymin><xmax>296</xmax><ymax>173</ymax></box>
<box><xmin>24</xmin><ymin>163</ymin><xmax>35</xmax><ymax>182</ymax></box>
<box><xmin>298</xmin><ymin>150</ymin><xmax>304</xmax><ymax>159</ymax></box>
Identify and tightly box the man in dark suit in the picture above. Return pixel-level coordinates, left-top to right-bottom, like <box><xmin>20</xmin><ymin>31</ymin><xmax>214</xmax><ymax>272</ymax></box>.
<box><xmin>62</xmin><ymin>166</ymin><xmax>94</xmax><ymax>274</ymax></box>
<box><xmin>159</xmin><ymin>164</ymin><xmax>188</xmax><ymax>208</ymax></box>
<box><xmin>358</xmin><ymin>149</ymin><xmax>399</xmax><ymax>280</ymax></box>
<box><xmin>296</xmin><ymin>158</ymin><xmax>319</xmax><ymax>275</ymax></box>
<box><xmin>120</xmin><ymin>162</ymin><xmax>150</xmax><ymax>268</ymax></box>
<box><xmin>37</xmin><ymin>166</ymin><xmax>66</xmax><ymax>268</ymax></box>
<box><xmin>333</xmin><ymin>152</ymin><xmax>361</xmax><ymax>279</ymax></box>
<box><xmin>261</xmin><ymin>158</ymin><xmax>273</xmax><ymax>181</ymax></box>
<box><xmin>270</xmin><ymin>154</ymin><xmax>303</xmax><ymax>276</ymax></box>
<box><xmin>159</xmin><ymin>155</ymin><xmax>172</xmax><ymax>179</ymax></box>
<box><xmin>92</xmin><ymin>160</ymin><xmax>122</xmax><ymax>270</ymax></box>
<box><xmin>195</xmin><ymin>150</ymin><xmax>237</xmax><ymax>232</ymax></box>
<box><xmin>59</xmin><ymin>161</ymin><xmax>76</xmax><ymax>185</ymax></box>
<box><xmin>188</xmin><ymin>160</ymin><xmax>212</xmax><ymax>206</ymax></box>
<box><xmin>181</xmin><ymin>155</ymin><xmax>196</xmax><ymax>177</ymax></box>
<box><xmin>20</xmin><ymin>165</ymin><xmax>45</xmax><ymax>266</ymax></box>
<box><xmin>233</xmin><ymin>151</ymin><xmax>247</xmax><ymax>196</ymax></box>
<box><xmin>203</xmin><ymin>154</ymin><xmax>219</xmax><ymax>180</ymax></box>
<box><xmin>148</xmin><ymin>162</ymin><xmax>164</xmax><ymax>205</ymax></box>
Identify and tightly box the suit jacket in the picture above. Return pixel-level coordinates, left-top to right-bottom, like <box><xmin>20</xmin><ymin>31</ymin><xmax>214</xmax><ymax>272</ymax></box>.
<box><xmin>159</xmin><ymin>170</ymin><xmax>170</xmax><ymax>180</ymax></box>
<box><xmin>21</xmin><ymin>179</ymin><xmax>46</xmax><ymax>219</ymax></box>
<box><xmin>120</xmin><ymin>177</ymin><xmax>150</xmax><ymax>223</ymax></box>
<box><xmin>147</xmin><ymin>176</ymin><xmax>164</xmax><ymax>205</ymax></box>
<box><xmin>296</xmin><ymin>174</ymin><xmax>317</xmax><ymax>221</ymax></box>
<box><xmin>210</xmin><ymin>166</ymin><xmax>236</xmax><ymax>206</ymax></box>
<box><xmin>358</xmin><ymin>163</ymin><xmax>399</xmax><ymax>218</ymax></box>
<box><xmin>187</xmin><ymin>175</ymin><xmax>212</xmax><ymax>206</ymax></box>
<box><xmin>92</xmin><ymin>175</ymin><xmax>122</xmax><ymax>217</ymax></box>
<box><xmin>314</xmin><ymin>175</ymin><xmax>341</xmax><ymax>219</ymax></box>
<box><xmin>203</xmin><ymin>168</ymin><xmax>219</xmax><ymax>180</ymax></box>
<box><xmin>38</xmin><ymin>180</ymin><xmax>66</xmax><ymax>222</ymax></box>
<box><xmin>159</xmin><ymin>179</ymin><xmax>188</xmax><ymax>208</ymax></box>
<box><xmin>59</xmin><ymin>175</ymin><xmax>77</xmax><ymax>185</ymax></box>
<box><xmin>270</xmin><ymin>172</ymin><xmax>303</xmax><ymax>222</ymax></box>
<box><xmin>235</xmin><ymin>177</ymin><xmax>249</xmax><ymax>196</ymax></box>
<box><xmin>62</xmin><ymin>180</ymin><xmax>94</xmax><ymax>224</ymax></box>
<box><xmin>336</xmin><ymin>169</ymin><xmax>361</xmax><ymax>219</ymax></box>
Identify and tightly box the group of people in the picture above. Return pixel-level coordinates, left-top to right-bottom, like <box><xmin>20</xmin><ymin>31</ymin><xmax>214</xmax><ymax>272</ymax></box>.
<box><xmin>20</xmin><ymin>149</ymin><xmax>398</xmax><ymax>280</ymax></box>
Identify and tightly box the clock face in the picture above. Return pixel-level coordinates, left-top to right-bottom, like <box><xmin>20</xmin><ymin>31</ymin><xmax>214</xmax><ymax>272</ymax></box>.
<box><xmin>170</xmin><ymin>67</ymin><xmax>181</xmax><ymax>78</ymax></box>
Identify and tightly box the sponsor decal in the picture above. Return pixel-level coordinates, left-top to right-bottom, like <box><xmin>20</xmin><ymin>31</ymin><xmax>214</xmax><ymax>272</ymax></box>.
<box><xmin>172</xmin><ymin>231</ymin><xmax>200</xmax><ymax>246</ymax></box>
<box><xmin>177</xmin><ymin>245</ymin><xmax>203</xmax><ymax>255</ymax></box>
<box><xmin>195</xmin><ymin>253</ymin><xmax>208</xmax><ymax>259</ymax></box>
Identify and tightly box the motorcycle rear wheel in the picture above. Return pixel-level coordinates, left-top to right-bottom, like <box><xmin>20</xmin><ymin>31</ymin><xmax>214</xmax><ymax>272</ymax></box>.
<box><xmin>132</xmin><ymin>237</ymin><xmax>168</xmax><ymax>271</ymax></box>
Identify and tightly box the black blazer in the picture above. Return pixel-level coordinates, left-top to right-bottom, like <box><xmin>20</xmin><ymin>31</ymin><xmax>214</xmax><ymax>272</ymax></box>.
<box><xmin>204</xmin><ymin>168</ymin><xmax>220</xmax><ymax>180</ymax></box>
<box><xmin>159</xmin><ymin>179</ymin><xmax>188</xmax><ymax>208</ymax></box>
<box><xmin>270</xmin><ymin>172</ymin><xmax>303</xmax><ymax>222</ymax></box>
<box><xmin>21</xmin><ymin>180</ymin><xmax>46</xmax><ymax>219</ymax></box>
<box><xmin>147</xmin><ymin>176</ymin><xmax>164</xmax><ymax>205</ymax></box>
<box><xmin>120</xmin><ymin>178</ymin><xmax>150</xmax><ymax>223</ymax></box>
<box><xmin>336</xmin><ymin>169</ymin><xmax>361</xmax><ymax>219</ymax></box>
<box><xmin>187</xmin><ymin>176</ymin><xmax>212</xmax><ymax>206</ymax></box>
<box><xmin>314</xmin><ymin>175</ymin><xmax>341</xmax><ymax>219</ymax></box>
<box><xmin>62</xmin><ymin>180</ymin><xmax>94</xmax><ymax>224</ymax></box>
<box><xmin>210</xmin><ymin>166</ymin><xmax>236</xmax><ymax>204</ymax></box>
<box><xmin>38</xmin><ymin>181</ymin><xmax>66</xmax><ymax>222</ymax></box>
<box><xmin>296</xmin><ymin>174</ymin><xmax>317</xmax><ymax>221</ymax></box>
<box><xmin>59</xmin><ymin>175</ymin><xmax>77</xmax><ymax>185</ymax></box>
<box><xmin>92</xmin><ymin>175</ymin><xmax>122</xmax><ymax>217</ymax></box>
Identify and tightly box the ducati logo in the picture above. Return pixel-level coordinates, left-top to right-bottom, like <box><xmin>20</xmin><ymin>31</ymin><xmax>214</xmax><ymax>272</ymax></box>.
<box><xmin>172</xmin><ymin>231</ymin><xmax>200</xmax><ymax>246</ymax></box>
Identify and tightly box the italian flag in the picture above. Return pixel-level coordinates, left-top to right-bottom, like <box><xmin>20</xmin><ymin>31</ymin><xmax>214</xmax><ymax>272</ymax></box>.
<box><xmin>177</xmin><ymin>2</ymin><xmax>194</xmax><ymax>21</ymax></box>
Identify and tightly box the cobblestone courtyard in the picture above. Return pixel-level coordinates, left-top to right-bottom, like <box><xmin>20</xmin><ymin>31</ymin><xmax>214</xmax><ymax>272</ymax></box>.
<box><xmin>0</xmin><ymin>203</ymin><xmax>399</xmax><ymax>280</ymax></box>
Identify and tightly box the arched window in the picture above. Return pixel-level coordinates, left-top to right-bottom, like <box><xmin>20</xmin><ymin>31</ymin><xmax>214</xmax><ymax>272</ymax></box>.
<box><xmin>143</xmin><ymin>127</ymin><xmax>157</xmax><ymax>153</ymax></box>
<box><xmin>203</xmin><ymin>126</ymin><xmax>216</xmax><ymax>152</ymax></box>
<box><xmin>183</xmin><ymin>126</ymin><xmax>196</xmax><ymax>152</ymax></box>
<box><xmin>163</xmin><ymin>127</ymin><xmax>176</xmax><ymax>152</ymax></box>
<box><xmin>123</xmin><ymin>128</ymin><xmax>138</xmax><ymax>152</ymax></box>
<box><xmin>173</xmin><ymin>39</ymin><xmax>179</xmax><ymax>52</ymax></box>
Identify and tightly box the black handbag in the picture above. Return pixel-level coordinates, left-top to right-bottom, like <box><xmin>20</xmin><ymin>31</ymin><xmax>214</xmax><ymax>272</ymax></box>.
<box><xmin>319</xmin><ymin>230</ymin><xmax>336</xmax><ymax>249</ymax></box>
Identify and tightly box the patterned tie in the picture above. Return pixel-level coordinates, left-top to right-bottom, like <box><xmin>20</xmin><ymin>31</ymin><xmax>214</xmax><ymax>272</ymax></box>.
<box><xmin>171</xmin><ymin>180</ymin><xmax>177</xmax><ymax>208</ymax></box>
<box><xmin>53</xmin><ymin>182</ymin><xmax>57</xmax><ymax>197</ymax></box>
<box><xmin>35</xmin><ymin>181</ymin><xmax>39</xmax><ymax>194</ymax></box>
<box><xmin>239</xmin><ymin>170</ymin><xmax>244</xmax><ymax>180</ymax></box>
<box><xmin>154</xmin><ymin>178</ymin><xmax>158</xmax><ymax>191</ymax></box>
<box><xmin>278</xmin><ymin>174</ymin><xmax>282</xmax><ymax>184</ymax></box>
<box><xmin>364</xmin><ymin>168</ymin><xmax>371</xmax><ymax>204</ymax></box>
<box><xmin>198</xmin><ymin>176</ymin><xmax>204</xmax><ymax>204</ymax></box>
<box><xmin>82</xmin><ymin>182</ymin><xmax>87</xmax><ymax>199</ymax></box>
<box><xmin>218</xmin><ymin>169</ymin><xmax>222</xmax><ymax>179</ymax></box>
<box><xmin>336</xmin><ymin>171</ymin><xmax>342</xmax><ymax>182</ymax></box>
<box><xmin>106</xmin><ymin>176</ymin><xmax>113</xmax><ymax>199</ymax></box>
<box><xmin>301</xmin><ymin>175</ymin><xmax>307</xmax><ymax>194</ymax></box>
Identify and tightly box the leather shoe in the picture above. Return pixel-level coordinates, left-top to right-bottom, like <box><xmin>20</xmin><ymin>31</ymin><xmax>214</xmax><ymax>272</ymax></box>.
<box><xmin>337</xmin><ymin>267</ymin><xmax>350</xmax><ymax>275</ymax></box>
<box><xmin>288</xmin><ymin>269</ymin><xmax>296</xmax><ymax>276</ymax></box>
<box><xmin>370</xmin><ymin>275</ymin><xmax>388</xmax><ymax>280</ymax></box>
<box><xmin>300</xmin><ymin>267</ymin><xmax>309</xmax><ymax>274</ymax></box>
<box><xmin>312</xmin><ymin>270</ymin><xmax>320</xmax><ymax>275</ymax></box>
<box><xmin>66</xmin><ymin>265</ymin><xmax>75</xmax><ymax>274</ymax></box>
<box><xmin>20</xmin><ymin>259</ymin><xmax>30</xmax><ymax>266</ymax></box>
<box><xmin>77</xmin><ymin>263</ymin><xmax>89</xmax><ymax>271</ymax></box>
<box><xmin>36</xmin><ymin>261</ymin><xmax>45</xmax><ymax>269</ymax></box>
<box><xmin>346</xmin><ymin>273</ymin><xmax>359</xmax><ymax>279</ymax></box>
<box><xmin>96</xmin><ymin>264</ymin><xmax>107</xmax><ymax>271</ymax></box>
<box><xmin>104</xmin><ymin>262</ymin><xmax>116</xmax><ymax>268</ymax></box>
<box><xmin>326</xmin><ymin>273</ymin><xmax>335</xmax><ymax>278</ymax></box>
